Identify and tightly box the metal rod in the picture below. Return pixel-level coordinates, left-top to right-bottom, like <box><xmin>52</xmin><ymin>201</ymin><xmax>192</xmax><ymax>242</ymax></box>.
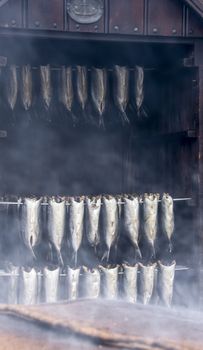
<box><xmin>0</xmin><ymin>197</ymin><xmax>192</xmax><ymax>206</ymax></box>
<box><xmin>0</xmin><ymin>265</ymin><xmax>190</xmax><ymax>277</ymax></box>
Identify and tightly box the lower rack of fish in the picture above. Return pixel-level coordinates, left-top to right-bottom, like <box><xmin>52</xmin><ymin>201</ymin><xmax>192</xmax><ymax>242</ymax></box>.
<box><xmin>0</xmin><ymin>262</ymin><xmax>182</xmax><ymax>307</ymax></box>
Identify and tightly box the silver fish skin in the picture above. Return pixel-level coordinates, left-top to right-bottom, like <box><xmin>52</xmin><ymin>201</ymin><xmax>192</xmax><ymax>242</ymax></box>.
<box><xmin>85</xmin><ymin>196</ymin><xmax>101</xmax><ymax>251</ymax></box>
<box><xmin>82</xmin><ymin>266</ymin><xmax>100</xmax><ymax>299</ymax></box>
<box><xmin>161</xmin><ymin>194</ymin><xmax>174</xmax><ymax>252</ymax></box>
<box><xmin>66</xmin><ymin>266</ymin><xmax>80</xmax><ymax>301</ymax></box>
<box><xmin>76</xmin><ymin>66</ymin><xmax>88</xmax><ymax>111</ymax></box>
<box><xmin>20</xmin><ymin>268</ymin><xmax>37</xmax><ymax>305</ymax></box>
<box><xmin>40</xmin><ymin>65</ymin><xmax>52</xmax><ymax>110</ymax></box>
<box><xmin>21</xmin><ymin>197</ymin><xmax>42</xmax><ymax>259</ymax></box>
<box><xmin>21</xmin><ymin>65</ymin><xmax>32</xmax><ymax>111</ymax></box>
<box><xmin>6</xmin><ymin>265</ymin><xmax>19</xmax><ymax>304</ymax></box>
<box><xmin>113</xmin><ymin>65</ymin><xmax>129</xmax><ymax>124</ymax></box>
<box><xmin>91</xmin><ymin>67</ymin><xmax>107</xmax><ymax>127</ymax></box>
<box><xmin>123</xmin><ymin>195</ymin><xmax>141</xmax><ymax>258</ymax></box>
<box><xmin>47</xmin><ymin>198</ymin><xmax>66</xmax><ymax>266</ymax></box>
<box><xmin>134</xmin><ymin>66</ymin><xmax>144</xmax><ymax>115</ymax></box>
<box><xmin>7</xmin><ymin>65</ymin><xmax>18</xmax><ymax>110</ymax></box>
<box><xmin>102</xmin><ymin>196</ymin><xmax>118</xmax><ymax>262</ymax></box>
<box><xmin>69</xmin><ymin>197</ymin><xmax>84</xmax><ymax>266</ymax></box>
<box><xmin>139</xmin><ymin>263</ymin><xmax>156</xmax><ymax>305</ymax></box>
<box><xmin>143</xmin><ymin>194</ymin><xmax>159</xmax><ymax>257</ymax></box>
<box><xmin>123</xmin><ymin>264</ymin><xmax>138</xmax><ymax>303</ymax></box>
<box><xmin>158</xmin><ymin>261</ymin><xmax>176</xmax><ymax>307</ymax></box>
<box><xmin>100</xmin><ymin>265</ymin><xmax>118</xmax><ymax>300</ymax></box>
<box><xmin>43</xmin><ymin>267</ymin><xmax>60</xmax><ymax>303</ymax></box>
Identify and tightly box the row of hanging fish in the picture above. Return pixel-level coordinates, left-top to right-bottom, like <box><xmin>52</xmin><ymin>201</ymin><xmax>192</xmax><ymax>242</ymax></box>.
<box><xmin>18</xmin><ymin>193</ymin><xmax>174</xmax><ymax>266</ymax></box>
<box><xmin>1</xmin><ymin>261</ymin><xmax>176</xmax><ymax>307</ymax></box>
<box><xmin>4</xmin><ymin>64</ymin><xmax>145</xmax><ymax>126</ymax></box>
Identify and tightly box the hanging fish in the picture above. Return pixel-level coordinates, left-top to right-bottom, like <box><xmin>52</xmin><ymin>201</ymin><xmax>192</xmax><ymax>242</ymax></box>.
<box><xmin>81</xmin><ymin>266</ymin><xmax>100</xmax><ymax>299</ymax></box>
<box><xmin>6</xmin><ymin>264</ymin><xmax>19</xmax><ymax>304</ymax></box>
<box><xmin>76</xmin><ymin>66</ymin><xmax>88</xmax><ymax>117</ymax></box>
<box><xmin>21</xmin><ymin>197</ymin><xmax>42</xmax><ymax>260</ymax></box>
<box><xmin>100</xmin><ymin>265</ymin><xmax>118</xmax><ymax>300</ymax></box>
<box><xmin>85</xmin><ymin>196</ymin><xmax>101</xmax><ymax>253</ymax></box>
<box><xmin>21</xmin><ymin>65</ymin><xmax>32</xmax><ymax>111</ymax></box>
<box><xmin>161</xmin><ymin>194</ymin><xmax>174</xmax><ymax>253</ymax></box>
<box><xmin>91</xmin><ymin>67</ymin><xmax>107</xmax><ymax>128</ymax></box>
<box><xmin>158</xmin><ymin>261</ymin><xmax>176</xmax><ymax>307</ymax></box>
<box><xmin>122</xmin><ymin>264</ymin><xmax>138</xmax><ymax>303</ymax></box>
<box><xmin>134</xmin><ymin>66</ymin><xmax>144</xmax><ymax>117</ymax></box>
<box><xmin>19</xmin><ymin>267</ymin><xmax>37</xmax><ymax>305</ymax></box>
<box><xmin>43</xmin><ymin>266</ymin><xmax>60</xmax><ymax>303</ymax></box>
<box><xmin>6</xmin><ymin>65</ymin><xmax>18</xmax><ymax>110</ymax></box>
<box><xmin>66</xmin><ymin>266</ymin><xmax>80</xmax><ymax>301</ymax></box>
<box><xmin>40</xmin><ymin>65</ymin><xmax>52</xmax><ymax>110</ymax></box>
<box><xmin>60</xmin><ymin>66</ymin><xmax>77</xmax><ymax>125</ymax></box>
<box><xmin>143</xmin><ymin>194</ymin><xmax>159</xmax><ymax>258</ymax></box>
<box><xmin>123</xmin><ymin>195</ymin><xmax>141</xmax><ymax>259</ymax></box>
<box><xmin>69</xmin><ymin>197</ymin><xmax>84</xmax><ymax>266</ymax></box>
<box><xmin>113</xmin><ymin>65</ymin><xmax>130</xmax><ymax>125</ymax></box>
<box><xmin>102</xmin><ymin>195</ymin><xmax>118</xmax><ymax>262</ymax></box>
<box><xmin>47</xmin><ymin>197</ymin><xmax>66</xmax><ymax>266</ymax></box>
<box><xmin>139</xmin><ymin>263</ymin><xmax>156</xmax><ymax>305</ymax></box>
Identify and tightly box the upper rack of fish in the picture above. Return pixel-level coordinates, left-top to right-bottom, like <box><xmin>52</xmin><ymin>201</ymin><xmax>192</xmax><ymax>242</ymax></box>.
<box><xmin>2</xmin><ymin>64</ymin><xmax>146</xmax><ymax>127</ymax></box>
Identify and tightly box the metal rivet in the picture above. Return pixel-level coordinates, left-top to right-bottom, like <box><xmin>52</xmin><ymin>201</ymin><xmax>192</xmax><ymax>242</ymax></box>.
<box><xmin>53</xmin><ymin>22</ymin><xmax>57</xmax><ymax>28</ymax></box>
<box><xmin>114</xmin><ymin>25</ymin><xmax>119</xmax><ymax>31</ymax></box>
<box><xmin>94</xmin><ymin>25</ymin><xmax>98</xmax><ymax>31</ymax></box>
<box><xmin>134</xmin><ymin>27</ymin><xmax>138</xmax><ymax>32</ymax></box>
<box><xmin>172</xmin><ymin>28</ymin><xmax>177</xmax><ymax>34</ymax></box>
<box><xmin>35</xmin><ymin>21</ymin><xmax>40</xmax><ymax>27</ymax></box>
<box><xmin>153</xmin><ymin>28</ymin><xmax>158</xmax><ymax>33</ymax></box>
<box><xmin>76</xmin><ymin>24</ymin><xmax>80</xmax><ymax>30</ymax></box>
<box><xmin>11</xmin><ymin>19</ymin><xmax>16</xmax><ymax>26</ymax></box>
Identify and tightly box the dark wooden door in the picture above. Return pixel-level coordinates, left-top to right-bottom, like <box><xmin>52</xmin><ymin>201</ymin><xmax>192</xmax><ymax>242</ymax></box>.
<box><xmin>0</xmin><ymin>0</ymin><xmax>22</xmax><ymax>28</ymax></box>
<box><xmin>109</xmin><ymin>0</ymin><xmax>144</xmax><ymax>35</ymax></box>
<box><xmin>148</xmin><ymin>0</ymin><xmax>183</xmax><ymax>36</ymax></box>
<box><xmin>27</xmin><ymin>0</ymin><xmax>64</xmax><ymax>31</ymax></box>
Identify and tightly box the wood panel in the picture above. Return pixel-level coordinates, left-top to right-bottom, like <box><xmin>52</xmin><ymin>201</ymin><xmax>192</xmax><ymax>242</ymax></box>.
<box><xmin>0</xmin><ymin>0</ymin><xmax>22</xmax><ymax>28</ymax></box>
<box><xmin>187</xmin><ymin>9</ymin><xmax>203</xmax><ymax>37</ymax></box>
<box><xmin>27</xmin><ymin>0</ymin><xmax>64</xmax><ymax>31</ymax></box>
<box><xmin>109</xmin><ymin>0</ymin><xmax>144</xmax><ymax>35</ymax></box>
<box><xmin>148</xmin><ymin>0</ymin><xmax>183</xmax><ymax>36</ymax></box>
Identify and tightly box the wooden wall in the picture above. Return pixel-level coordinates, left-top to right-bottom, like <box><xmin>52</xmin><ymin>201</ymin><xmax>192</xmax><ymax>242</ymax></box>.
<box><xmin>0</xmin><ymin>0</ymin><xmax>202</xmax><ymax>38</ymax></box>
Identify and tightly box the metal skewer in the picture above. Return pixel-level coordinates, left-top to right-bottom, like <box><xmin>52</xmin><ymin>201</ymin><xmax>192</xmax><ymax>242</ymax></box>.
<box><xmin>0</xmin><ymin>197</ymin><xmax>192</xmax><ymax>206</ymax></box>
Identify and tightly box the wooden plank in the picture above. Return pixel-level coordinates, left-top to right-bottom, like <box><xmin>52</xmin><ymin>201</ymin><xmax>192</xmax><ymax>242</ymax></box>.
<box><xmin>0</xmin><ymin>0</ymin><xmax>22</xmax><ymax>28</ymax></box>
<box><xmin>187</xmin><ymin>8</ymin><xmax>203</xmax><ymax>37</ymax></box>
<box><xmin>148</xmin><ymin>0</ymin><xmax>183</xmax><ymax>36</ymax></box>
<box><xmin>27</xmin><ymin>0</ymin><xmax>64</xmax><ymax>31</ymax></box>
<box><xmin>109</xmin><ymin>0</ymin><xmax>144</xmax><ymax>35</ymax></box>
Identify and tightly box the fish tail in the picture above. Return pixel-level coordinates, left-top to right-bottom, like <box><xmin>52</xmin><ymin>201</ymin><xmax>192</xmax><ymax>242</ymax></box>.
<box><xmin>151</xmin><ymin>244</ymin><xmax>156</xmax><ymax>259</ymax></box>
<box><xmin>169</xmin><ymin>242</ymin><xmax>173</xmax><ymax>254</ymax></box>
<box><xmin>56</xmin><ymin>248</ymin><xmax>64</xmax><ymax>267</ymax></box>
<box><xmin>28</xmin><ymin>245</ymin><xmax>37</xmax><ymax>260</ymax></box>
<box><xmin>120</xmin><ymin>108</ymin><xmax>130</xmax><ymax>125</ymax></box>
<box><xmin>74</xmin><ymin>252</ymin><xmax>77</xmax><ymax>268</ymax></box>
<box><xmin>101</xmin><ymin>248</ymin><xmax>110</xmax><ymax>263</ymax></box>
<box><xmin>135</xmin><ymin>245</ymin><xmax>142</xmax><ymax>260</ymax></box>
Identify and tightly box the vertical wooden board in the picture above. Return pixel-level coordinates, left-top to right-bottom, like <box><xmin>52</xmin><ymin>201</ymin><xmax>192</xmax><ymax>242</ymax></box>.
<box><xmin>109</xmin><ymin>0</ymin><xmax>144</xmax><ymax>35</ymax></box>
<box><xmin>27</xmin><ymin>0</ymin><xmax>64</xmax><ymax>31</ymax></box>
<box><xmin>68</xmin><ymin>16</ymin><xmax>104</xmax><ymax>33</ymax></box>
<box><xmin>187</xmin><ymin>9</ymin><xmax>203</xmax><ymax>37</ymax></box>
<box><xmin>148</xmin><ymin>0</ymin><xmax>183</xmax><ymax>36</ymax></box>
<box><xmin>0</xmin><ymin>0</ymin><xmax>22</xmax><ymax>28</ymax></box>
